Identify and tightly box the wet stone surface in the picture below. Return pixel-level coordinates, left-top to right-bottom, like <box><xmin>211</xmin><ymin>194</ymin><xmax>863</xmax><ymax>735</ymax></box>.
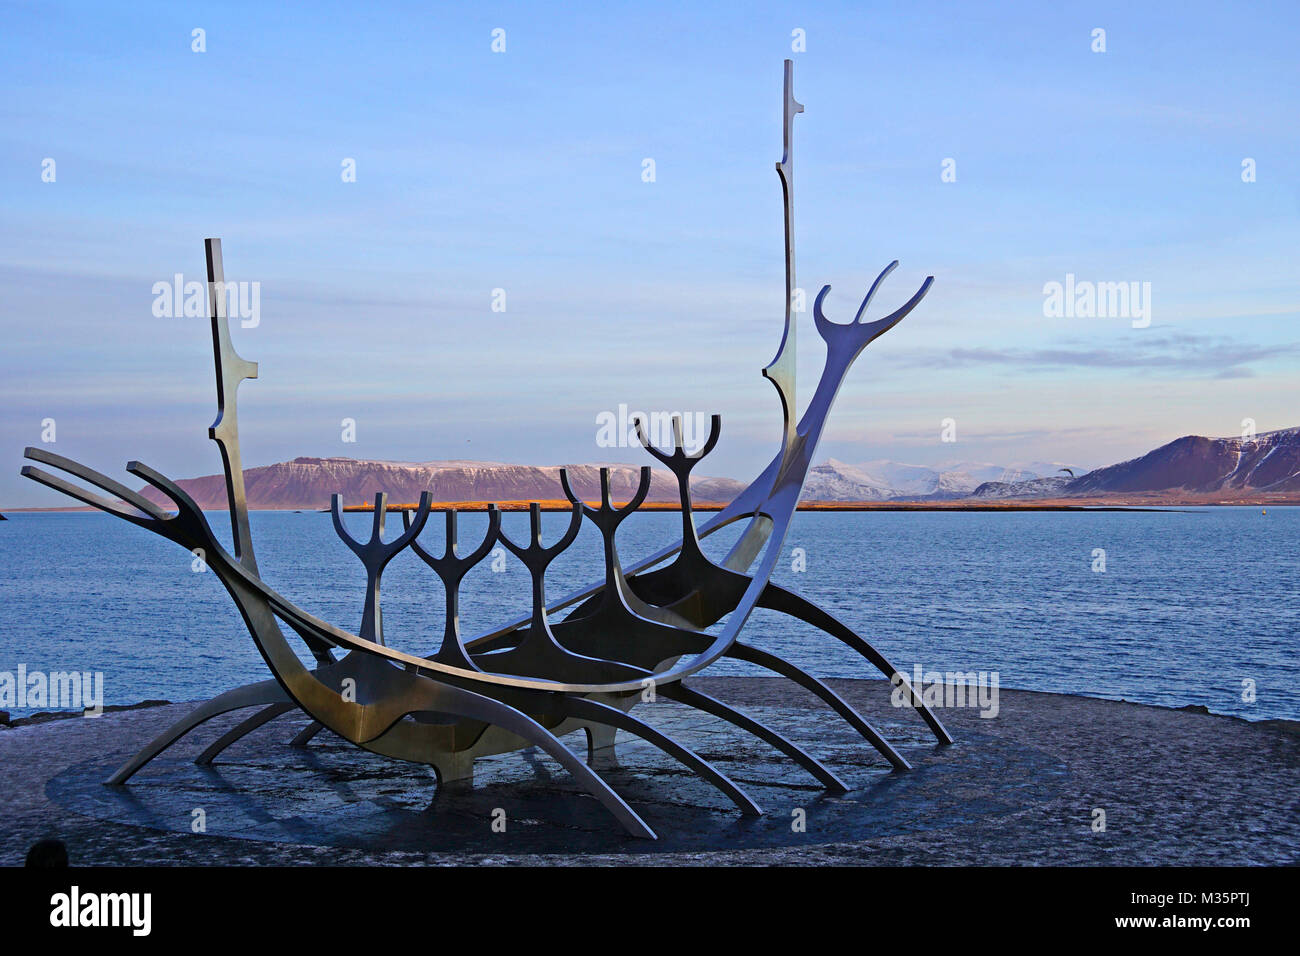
<box><xmin>46</xmin><ymin>705</ymin><xmax>1061</xmax><ymax>855</ymax></box>
<box><xmin>3</xmin><ymin>677</ymin><xmax>1298</xmax><ymax>865</ymax></box>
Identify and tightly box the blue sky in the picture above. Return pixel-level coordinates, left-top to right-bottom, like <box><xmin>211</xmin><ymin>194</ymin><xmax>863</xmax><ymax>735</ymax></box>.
<box><xmin>3</xmin><ymin>0</ymin><xmax>1297</xmax><ymax>506</ymax></box>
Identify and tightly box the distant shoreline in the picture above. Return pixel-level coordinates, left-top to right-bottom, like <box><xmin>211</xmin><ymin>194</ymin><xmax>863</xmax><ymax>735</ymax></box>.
<box><xmin>7</xmin><ymin>499</ymin><xmax>1296</xmax><ymax>514</ymax></box>
<box><xmin>330</xmin><ymin>499</ymin><xmax>1184</xmax><ymax>513</ymax></box>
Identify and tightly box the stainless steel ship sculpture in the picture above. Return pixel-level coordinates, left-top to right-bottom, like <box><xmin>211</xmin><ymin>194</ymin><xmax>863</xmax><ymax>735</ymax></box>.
<box><xmin>21</xmin><ymin>61</ymin><xmax>950</xmax><ymax>839</ymax></box>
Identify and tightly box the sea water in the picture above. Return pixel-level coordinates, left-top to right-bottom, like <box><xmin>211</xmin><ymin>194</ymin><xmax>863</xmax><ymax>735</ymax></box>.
<box><xmin>1</xmin><ymin>507</ymin><xmax>1295</xmax><ymax>721</ymax></box>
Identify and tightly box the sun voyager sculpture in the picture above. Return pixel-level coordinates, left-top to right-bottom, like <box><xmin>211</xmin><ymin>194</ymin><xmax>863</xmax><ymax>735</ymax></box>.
<box><xmin>22</xmin><ymin>61</ymin><xmax>950</xmax><ymax>839</ymax></box>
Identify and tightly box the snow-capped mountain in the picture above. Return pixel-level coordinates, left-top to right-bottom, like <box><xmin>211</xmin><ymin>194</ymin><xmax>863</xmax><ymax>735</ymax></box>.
<box><xmin>802</xmin><ymin>458</ymin><xmax>1080</xmax><ymax>501</ymax></box>
<box><xmin>1064</xmin><ymin>427</ymin><xmax>1300</xmax><ymax>495</ymax></box>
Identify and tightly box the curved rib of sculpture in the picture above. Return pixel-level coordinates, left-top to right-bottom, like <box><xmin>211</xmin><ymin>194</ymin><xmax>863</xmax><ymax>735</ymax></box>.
<box><xmin>20</xmin><ymin>60</ymin><xmax>948</xmax><ymax>840</ymax></box>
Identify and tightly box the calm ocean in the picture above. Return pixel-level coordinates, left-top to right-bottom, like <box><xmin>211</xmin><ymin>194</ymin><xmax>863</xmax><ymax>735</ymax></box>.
<box><xmin>2</xmin><ymin>507</ymin><xmax>1296</xmax><ymax>721</ymax></box>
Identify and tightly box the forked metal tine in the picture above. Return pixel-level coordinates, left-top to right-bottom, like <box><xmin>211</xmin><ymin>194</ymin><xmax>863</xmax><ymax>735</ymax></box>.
<box><xmin>461</xmin><ymin>504</ymin><xmax>501</xmax><ymax>566</ymax></box>
<box><xmin>687</xmin><ymin>414</ymin><xmax>722</xmax><ymax>462</ymax></box>
<box><xmin>330</xmin><ymin>493</ymin><xmax>359</xmax><ymax>554</ymax></box>
<box><xmin>557</xmin><ymin>467</ymin><xmax>592</xmax><ymax>515</ymax></box>
<box><xmin>400</xmin><ymin>502</ymin><xmax>442</xmax><ymax>548</ymax></box>
<box><xmin>496</xmin><ymin>502</ymin><xmax>538</xmax><ymax>561</ymax></box>
<box><xmin>498</xmin><ymin>501</ymin><xmax>582</xmax><ymax>565</ymax></box>
<box><xmin>126</xmin><ymin>460</ymin><xmax>210</xmax><ymax>524</ymax></box>
<box><xmin>20</xmin><ymin>466</ymin><xmax>155</xmax><ymax>528</ymax></box>
<box><xmin>812</xmin><ymin>284</ymin><xmax>835</xmax><ymax>336</ymax></box>
<box><xmin>814</xmin><ymin>263</ymin><xmax>934</xmax><ymax>346</ymax></box>
<box><xmin>22</xmin><ymin>447</ymin><xmax>170</xmax><ymax>521</ymax></box>
<box><xmin>336</xmin><ymin>491</ymin><xmax>431</xmax><ymax>563</ymax></box>
<box><xmin>634</xmin><ymin>414</ymin><xmax>721</xmax><ymax>472</ymax></box>
<box><xmin>853</xmin><ymin>260</ymin><xmax>899</xmax><ymax>324</ymax></box>
<box><xmin>370</xmin><ymin>493</ymin><xmax>387</xmax><ymax>543</ymax></box>
<box><xmin>548</xmin><ymin>502</ymin><xmax>585</xmax><ymax>561</ymax></box>
<box><xmin>389</xmin><ymin>492</ymin><xmax>432</xmax><ymax>551</ymax></box>
<box><xmin>560</xmin><ymin>466</ymin><xmax>651</xmax><ymax>531</ymax></box>
<box><xmin>549</xmin><ymin>501</ymin><xmax>584</xmax><ymax>558</ymax></box>
<box><xmin>406</xmin><ymin>503</ymin><xmax>499</xmax><ymax>571</ymax></box>
<box><xmin>528</xmin><ymin>500</ymin><xmax>542</xmax><ymax>544</ymax></box>
<box><xmin>599</xmin><ymin>467</ymin><xmax>612</xmax><ymax>509</ymax></box>
<box><xmin>873</xmin><ymin>275</ymin><xmax>934</xmax><ymax>329</ymax></box>
<box><xmin>619</xmin><ymin>465</ymin><xmax>653</xmax><ymax>515</ymax></box>
<box><xmin>632</xmin><ymin>415</ymin><xmax>674</xmax><ymax>468</ymax></box>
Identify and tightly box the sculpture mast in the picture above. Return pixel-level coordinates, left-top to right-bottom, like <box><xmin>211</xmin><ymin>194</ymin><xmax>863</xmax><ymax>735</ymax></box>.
<box><xmin>205</xmin><ymin>238</ymin><xmax>261</xmax><ymax>573</ymax></box>
<box><xmin>763</xmin><ymin>59</ymin><xmax>804</xmax><ymax>455</ymax></box>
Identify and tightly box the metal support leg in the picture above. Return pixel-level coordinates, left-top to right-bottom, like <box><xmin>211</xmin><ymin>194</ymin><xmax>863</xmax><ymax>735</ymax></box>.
<box><xmin>728</xmin><ymin>642</ymin><xmax>910</xmax><ymax>771</ymax></box>
<box><xmin>291</xmin><ymin>721</ymin><xmax>325</xmax><ymax>747</ymax></box>
<box><xmin>583</xmin><ymin>722</ymin><xmax>618</xmax><ymax>757</ymax></box>
<box><xmin>759</xmin><ymin>583</ymin><xmax>954</xmax><ymax>745</ymax></box>
<box><xmin>106</xmin><ymin>679</ymin><xmax>288</xmax><ymax>785</ymax></box>
<box><xmin>659</xmin><ymin>683</ymin><xmax>848</xmax><ymax>792</ymax></box>
<box><xmin>563</xmin><ymin>696</ymin><xmax>762</xmax><ymax>816</ymax></box>
<box><xmin>196</xmin><ymin>702</ymin><xmax>297</xmax><ymax>765</ymax></box>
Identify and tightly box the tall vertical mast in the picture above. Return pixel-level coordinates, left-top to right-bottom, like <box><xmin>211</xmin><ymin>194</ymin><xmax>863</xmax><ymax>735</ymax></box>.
<box><xmin>763</xmin><ymin>59</ymin><xmax>804</xmax><ymax>454</ymax></box>
<box><xmin>205</xmin><ymin>238</ymin><xmax>261</xmax><ymax>572</ymax></box>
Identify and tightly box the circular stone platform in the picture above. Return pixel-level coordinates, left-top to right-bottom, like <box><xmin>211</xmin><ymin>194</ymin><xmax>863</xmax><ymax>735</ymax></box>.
<box><xmin>2</xmin><ymin>677</ymin><xmax>1297</xmax><ymax>865</ymax></box>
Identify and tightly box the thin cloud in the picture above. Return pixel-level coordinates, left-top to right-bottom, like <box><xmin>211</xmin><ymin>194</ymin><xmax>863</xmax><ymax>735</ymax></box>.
<box><xmin>894</xmin><ymin>331</ymin><xmax>1298</xmax><ymax>377</ymax></box>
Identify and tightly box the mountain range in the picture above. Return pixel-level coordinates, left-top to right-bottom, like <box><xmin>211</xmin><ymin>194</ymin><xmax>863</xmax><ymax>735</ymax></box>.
<box><xmin>809</xmin><ymin>429</ymin><xmax>1300</xmax><ymax>503</ymax></box>
<box><xmin>1053</xmin><ymin>427</ymin><xmax>1300</xmax><ymax>497</ymax></box>
<box><xmin>969</xmin><ymin>428</ymin><xmax>1300</xmax><ymax>501</ymax></box>
<box><xmin>801</xmin><ymin>458</ymin><xmax>1079</xmax><ymax>501</ymax></box>
<box><xmin>135</xmin><ymin>457</ymin><xmax>746</xmax><ymax>511</ymax></box>
<box><xmin>125</xmin><ymin>427</ymin><xmax>1300</xmax><ymax>511</ymax></box>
